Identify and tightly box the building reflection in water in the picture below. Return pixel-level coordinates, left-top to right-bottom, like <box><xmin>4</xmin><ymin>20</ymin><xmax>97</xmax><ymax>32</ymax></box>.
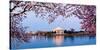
<box><xmin>53</xmin><ymin>35</ymin><xmax>64</xmax><ymax>46</ymax></box>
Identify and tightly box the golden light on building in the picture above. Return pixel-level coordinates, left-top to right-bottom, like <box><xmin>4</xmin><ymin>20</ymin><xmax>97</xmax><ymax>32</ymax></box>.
<box><xmin>53</xmin><ymin>27</ymin><xmax>64</xmax><ymax>34</ymax></box>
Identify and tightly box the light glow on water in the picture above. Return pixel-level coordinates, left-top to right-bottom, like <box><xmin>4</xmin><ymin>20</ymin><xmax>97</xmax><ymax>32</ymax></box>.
<box><xmin>11</xmin><ymin>35</ymin><xmax>96</xmax><ymax>49</ymax></box>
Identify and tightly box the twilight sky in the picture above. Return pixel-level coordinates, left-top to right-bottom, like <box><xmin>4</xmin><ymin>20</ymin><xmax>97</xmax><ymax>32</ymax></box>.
<box><xmin>22</xmin><ymin>11</ymin><xmax>82</xmax><ymax>32</ymax></box>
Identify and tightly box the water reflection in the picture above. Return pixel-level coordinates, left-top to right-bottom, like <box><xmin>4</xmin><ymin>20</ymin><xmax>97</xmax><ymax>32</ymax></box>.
<box><xmin>11</xmin><ymin>34</ymin><xmax>96</xmax><ymax>49</ymax></box>
<box><xmin>64</xmin><ymin>36</ymin><xmax>74</xmax><ymax>43</ymax></box>
<box><xmin>53</xmin><ymin>35</ymin><xmax>64</xmax><ymax>46</ymax></box>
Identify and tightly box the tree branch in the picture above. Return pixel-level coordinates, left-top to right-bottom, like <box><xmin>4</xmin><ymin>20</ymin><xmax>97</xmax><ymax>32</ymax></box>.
<box><xmin>34</xmin><ymin>5</ymin><xmax>52</xmax><ymax>9</ymax></box>
<box><xmin>10</xmin><ymin>1</ymin><xmax>22</xmax><ymax>12</ymax></box>
<box><xmin>13</xmin><ymin>5</ymin><xmax>28</xmax><ymax>16</ymax></box>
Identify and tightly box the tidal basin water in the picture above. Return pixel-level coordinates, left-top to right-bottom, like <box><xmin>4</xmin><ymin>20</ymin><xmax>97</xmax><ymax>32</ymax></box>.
<box><xmin>11</xmin><ymin>35</ymin><xmax>96</xmax><ymax>49</ymax></box>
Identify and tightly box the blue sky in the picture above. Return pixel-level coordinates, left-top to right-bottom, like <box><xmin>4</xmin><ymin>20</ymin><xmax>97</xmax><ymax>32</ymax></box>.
<box><xmin>22</xmin><ymin>11</ymin><xmax>82</xmax><ymax>32</ymax></box>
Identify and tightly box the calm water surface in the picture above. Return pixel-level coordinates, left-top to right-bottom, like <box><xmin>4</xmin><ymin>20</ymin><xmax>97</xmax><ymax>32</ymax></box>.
<box><xmin>11</xmin><ymin>35</ymin><xmax>96</xmax><ymax>49</ymax></box>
